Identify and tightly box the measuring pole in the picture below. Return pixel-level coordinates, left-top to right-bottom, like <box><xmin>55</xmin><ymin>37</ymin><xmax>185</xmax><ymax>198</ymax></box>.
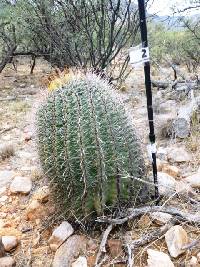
<box><xmin>137</xmin><ymin>0</ymin><xmax>159</xmax><ymax>203</ymax></box>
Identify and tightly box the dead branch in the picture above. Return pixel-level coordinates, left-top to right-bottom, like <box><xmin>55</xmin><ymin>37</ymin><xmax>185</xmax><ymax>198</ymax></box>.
<box><xmin>95</xmin><ymin>224</ymin><xmax>113</xmax><ymax>267</ymax></box>
<box><xmin>96</xmin><ymin>206</ymin><xmax>200</xmax><ymax>225</ymax></box>
<box><xmin>130</xmin><ymin>220</ymin><xmax>175</xmax><ymax>250</ymax></box>
<box><xmin>182</xmin><ymin>238</ymin><xmax>200</xmax><ymax>250</ymax></box>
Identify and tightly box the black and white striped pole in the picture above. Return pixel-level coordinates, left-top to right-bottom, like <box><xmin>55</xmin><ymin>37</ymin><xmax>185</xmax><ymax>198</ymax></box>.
<box><xmin>137</xmin><ymin>0</ymin><xmax>159</xmax><ymax>203</ymax></box>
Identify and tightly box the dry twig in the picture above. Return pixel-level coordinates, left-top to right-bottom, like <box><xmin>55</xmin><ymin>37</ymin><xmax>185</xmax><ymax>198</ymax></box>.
<box><xmin>95</xmin><ymin>224</ymin><xmax>113</xmax><ymax>267</ymax></box>
<box><xmin>96</xmin><ymin>206</ymin><xmax>200</xmax><ymax>225</ymax></box>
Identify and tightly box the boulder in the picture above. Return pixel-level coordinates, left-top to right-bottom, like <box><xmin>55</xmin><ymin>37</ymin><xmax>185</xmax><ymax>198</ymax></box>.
<box><xmin>52</xmin><ymin>235</ymin><xmax>87</xmax><ymax>267</ymax></box>
<box><xmin>10</xmin><ymin>176</ymin><xmax>32</xmax><ymax>194</ymax></box>
<box><xmin>147</xmin><ymin>249</ymin><xmax>174</xmax><ymax>267</ymax></box>
<box><xmin>72</xmin><ymin>256</ymin><xmax>87</xmax><ymax>267</ymax></box>
<box><xmin>165</xmin><ymin>225</ymin><xmax>188</xmax><ymax>258</ymax></box>
<box><xmin>48</xmin><ymin>221</ymin><xmax>74</xmax><ymax>251</ymax></box>
<box><xmin>2</xmin><ymin>236</ymin><xmax>18</xmax><ymax>252</ymax></box>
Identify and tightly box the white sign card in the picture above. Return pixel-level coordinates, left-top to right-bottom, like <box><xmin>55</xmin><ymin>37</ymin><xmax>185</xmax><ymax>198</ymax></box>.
<box><xmin>129</xmin><ymin>44</ymin><xmax>150</xmax><ymax>67</ymax></box>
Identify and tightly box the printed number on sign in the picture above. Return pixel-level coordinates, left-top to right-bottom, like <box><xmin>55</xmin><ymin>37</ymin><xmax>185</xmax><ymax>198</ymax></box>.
<box><xmin>142</xmin><ymin>48</ymin><xmax>147</xmax><ymax>58</ymax></box>
<box><xmin>129</xmin><ymin>45</ymin><xmax>150</xmax><ymax>67</ymax></box>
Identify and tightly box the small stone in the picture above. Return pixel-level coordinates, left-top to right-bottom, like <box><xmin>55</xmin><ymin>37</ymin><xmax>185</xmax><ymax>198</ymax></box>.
<box><xmin>188</xmin><ymin>256</ymin><xmax>198</xmax><ymax>267</ymax></box>
<box><xmin>0</xmin><ymin>187</ymin><xmax>7</xmax><ymax>196</ymax></box>
<box><xmin>87</xmin><ymin>239</ymin><xmax>98</xmax><ymax>252</ymax></box>
<box><xmin>162</xmin><ymin>165</ymin><xmax>181</xmax><ymax>178</ymax></box>
<box><xmin>72</xmin><ymin>256</ymin><xmax>87</xmax><ymax>267</ymax></box>
<box><xmin>175</xmin><ymin>181</ymin><xmax>193</xmax><ymax>194</ymax></box>
<box><xmin>137</xmin><ymin>215</ymin><xmax>152</xmax><ymax>228</ymax></box>
<box><xmin>156</xmin><ymin>159</ymin><xmax>164</xmax><ymax>172</ymax></box>
<box><xmin>155</xmin><ymin>172</ymin><xmax>176</xmax><ymax>196</ymax></box>
<box><xmin>32</xmin><ymin>186</ymin><xmax>50</xmax><ymax>203</ymax></box>
<box><xmin>0</xmin><ymin>171</ymin><xmax>16</xmax><ymax>188</ymax></box>
<box><xmin>24</xmin><ymin>132</ymin><xmax>33</xmax><ymax>142</ymax></box>
<box><xmin>197</xmin><ymin>252</ymin><xmax>200</xmax><ymax>263</ymax></box>
<box><xmin>0</xmin><ymin>212</ymin><xmax>7</xmax><ymax>219</ymax></box>
<box><xmin>150</xmin><ymin>212</ymin><xmax>172</xmax><ymax>225</ymax></box>
<box><xmin>0</xmin><ymin>256</ymin><xmax>16</xmax><ymax>267</ymax></box>
<box><xmin>184</xmin><ymin>173</ymin><xmax>200</xmax><ymax>188</ymax></box>
<box><xmin>0</xmin><ymin>143</ymin><xmax>15</xmax><ymax>160</ymax></box>
<box><xmin>167</xmin><ymin>147</ymin><xmax>192</xmax><ymax>163</ymax></box>
<box><xmin>26</xmin><ymin>200</ymin><xmax>46</xmax><ymax>221</ymax></box>
<box><xmin>10</xmin><ymin>176</ymin><xmax>32</xmax><ymax>194</ymax></box>
<box><xmin>2</xmin><ymin>236</ymin><xmax>18</xmax><ymax>252</ymax></box>
<box><xmin>157</xmin><ymin>147</ymin><xmax>168</xmax><ymax>161</ymax></box>
<box><xmin>48</xmin><ymin>221</ymin><xmax>74</xmax><ymax>251</ymax></box>
<box><xmin>107</xmin><ymin>239</ymin><xmax>123</xmax><ymax>258</ymax></box>
<box><xmin>147</xmin><ymin>249</ymin><xmax>174</xmax><ymax>267</ymax></box>
<box><xmin>52</xmin><ymin>235</ymin><xmax>87</xmax><ymax>267</ymax></box>
<box><xmin>0</xmin><ymin>196</ymin><xmax>8</xmax><ymax>203</ymax></box>
<box><xmin>165</xmin><ymin>225</ymin><xmax>188</xmax><ymax>258</ymax></box>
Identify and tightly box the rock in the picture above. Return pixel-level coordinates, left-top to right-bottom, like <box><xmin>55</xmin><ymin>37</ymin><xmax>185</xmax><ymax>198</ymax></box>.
<box><xmin>188</xmin><ymin>256</ymin><xmax>198</xmax><ymax>267</ymax></box>
<box><xmin>184</xmin><ymin>173</ymin><xmax>200</xmax><ymax>188</ymax></box>
<box><xmin>26</xmin><ymin>200</ymin><xmax>46</xmax><ymax>221</ymax></box>
<box><xmin>0</xmin><ymin>171</ymin><xmax>16</xmax><ymax>188</ymax></box>
<box><xmin>155</xmin><ymin>172</ymin><xmax>176</xmax><ymax>196</ymax></box>
<box><xmin>0</xmin><ymin>196</ymin><xmax>8</xmax><ymax>203</ymax></box>
<box><xmin>107</xmin><ymin>239</ymin><xmax>123</xmax><ymax>258</ymax></box>
<box><xmin>167</xmin><ymin>147</ymin><xmax>192</xmax><ymax>163</ymax></box>
<box><xmin>2</xmin><ymin>236</ymin><xmax>18</xmax><ymax>252</ymax></box>
<box><xmin>137</xmin><ymin>215</ymin><xmax>152</xmax><ymax>228</ymax></box>
<box><xmin>197</xmin><ymin>252</ymin><xmax>200</xmax><ymax>263</ymax></box>
<box><xmin>48</xmin><ymin>221</ymin><xmax>74</xmax><ymax>251</ymax></box>
<box><xmin>165</xmin><ymin>225</ymin><xmax>188</xmax><ymax>258</ymax></box>
<box><xmin>0</xmin><ymin>143</ymin><xmax>15</xmax><ymax>160</ymax></box>
<box><xmin>157</xmin><ymin>147</ymin><xmax>168</xmax><ymax>161</ymax></box>
<box><xmin>147</xmin><ymin>249</ymin><xmax>174</xmax><ymax>267</ymax></box>
<box><xmin>156</xmin><ymin>159</ymin><xmax>164</xmax><ymax>172</ymax></box>
<box><xmin>52</xmin><ymin>235</ymin><xmax>87</xmax><ymax>267</ymax></box>
<box><xmin>0</xmin><ymin>238</ymin><xmax>5</xmax><ymax>257</ymax></box>
<box><xmin>0</xmin><ymin>257</ymin><xmax>16</xmax><ymax>267</ymax></box>
<box><xmin>0</xmin><ymin>187</ymin><xmax>7</xmax><ymax>196</ymax></box>
<box><xmin>72</xmin><ymin>256</ymin><xmax>87</xmax><ymax>267</ymax></box>
<box><xmin>150</xmin><ymin>212</ymin><xmax>172</xmax><ymax>225</ymax></box>
<box><xmin>175</xmin><ymin>181</ymin><xmax>194</xmax><ymax>195</ymax></box>
<box><xmin>10</xmin><ymin>176</ymin><xmax>32</xmax><ymax>194</ymax></box>
<box><xmin>32</xmin><ymin>186</ymin><xmax>50</xmax><ymax>203</ymax></box>
<box><xmin>162</xmin><ymin>165</ymin><xmax>181</xmax><ymax>178</ymax></box>
<box><xmin>24</xmin><ymin>132</ymin><xmax>33</xmax><ymax>142</ymax></box>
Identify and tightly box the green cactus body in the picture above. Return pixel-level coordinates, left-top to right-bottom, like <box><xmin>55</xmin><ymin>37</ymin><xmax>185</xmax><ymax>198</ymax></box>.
<box><xmin>36</xmin><ymin>73</ymin><xmax>146</xmax><ymax>218</ymax></box>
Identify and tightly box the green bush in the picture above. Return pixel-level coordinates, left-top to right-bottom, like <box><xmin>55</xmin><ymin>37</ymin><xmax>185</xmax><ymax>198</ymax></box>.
<box><xmin>36</xmin><ymin>73</ymin><xmax>146</xmax><ymax>219</ymax></box>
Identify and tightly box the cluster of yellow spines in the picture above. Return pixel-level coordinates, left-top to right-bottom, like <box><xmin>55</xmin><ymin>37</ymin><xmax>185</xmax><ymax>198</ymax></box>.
<box><xmin>46</xmin><ymin>68</ymin><xmax>72</xmax><ymax>91</ymax></box>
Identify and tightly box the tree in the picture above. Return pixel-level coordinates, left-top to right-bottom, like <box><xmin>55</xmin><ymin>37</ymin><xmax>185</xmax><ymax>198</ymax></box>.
<box><xmin>15</xmin><ymin>0</ymin><xmax>139</xmax><ymax>82</ymax></box>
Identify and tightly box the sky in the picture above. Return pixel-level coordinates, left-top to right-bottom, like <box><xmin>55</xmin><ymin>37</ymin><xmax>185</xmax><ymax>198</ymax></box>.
<box><xmin>147</xmin><ymin>0</ymin><xmax>200</xmax><ymax>16</ymax></box>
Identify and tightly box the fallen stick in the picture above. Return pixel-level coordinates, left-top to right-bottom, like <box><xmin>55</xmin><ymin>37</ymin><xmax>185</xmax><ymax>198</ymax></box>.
<box><xmin>96</xmin><ymin>206</ymin><xmax>200</xmax><ymax>225</ymax></box>
<box><xmin>130</xmin><ymin>220</ymin><xmax>175</xmax><ymax>250</ymax></box>
<box><xmin>95</xmin><ymin>224</ymin><xmax>113</xmax><ymax>267</ymax></box>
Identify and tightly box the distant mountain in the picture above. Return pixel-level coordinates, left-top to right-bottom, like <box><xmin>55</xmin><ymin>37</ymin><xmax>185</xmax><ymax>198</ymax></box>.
<box><xmin>150</xmin><ymin>15</ymin><xmax>184</xmax><ymax>29</ymax></box>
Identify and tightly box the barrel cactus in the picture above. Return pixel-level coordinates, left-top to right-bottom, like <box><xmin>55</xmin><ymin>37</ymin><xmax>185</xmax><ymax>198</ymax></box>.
<box><xmin>36</xmin><ymin>72</ymin><xmax>146</xmax><ymax>219</ymax></box>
